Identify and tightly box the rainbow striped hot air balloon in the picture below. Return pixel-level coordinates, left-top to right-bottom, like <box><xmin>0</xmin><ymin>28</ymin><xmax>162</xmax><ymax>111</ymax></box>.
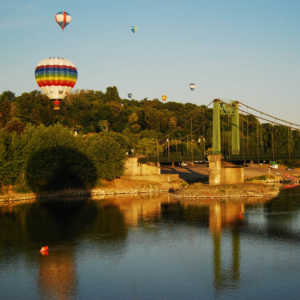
<box><xmin>35</xmin><ymin>58</ymin><xmax>78</xmax><ymax>110</ymax></box>
<box><xmin>55</xmin><ymin>11</ymin><xmax>71</xmax><ymax>31</ymax></box>
<box><xmin>131</xmin><ymin>26</ymin><xmax>137</xmax><ymax>33</ymax></box>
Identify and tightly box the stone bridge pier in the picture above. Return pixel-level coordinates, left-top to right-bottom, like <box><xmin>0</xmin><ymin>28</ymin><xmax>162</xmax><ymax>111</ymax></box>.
<box><xmin>208</xmin><ymin>155</ymin><xmax>244</xmax><ymax>185</ymax></box>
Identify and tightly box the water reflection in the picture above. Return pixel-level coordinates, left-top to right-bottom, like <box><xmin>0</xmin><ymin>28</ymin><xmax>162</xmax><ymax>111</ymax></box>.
<box><xmin>38</xmin><ymin>250</ymin><xmax>77</xmax><ymax>300</ymax></box>
<box><xmin>209</xmin><ymin>203</ymin><xmax>244</xmax><ymax>290</ymax></box>
<box><xmin>1</xmin><ymin>191</ymin><xmax>300</xmax><ymax>299</ymax></box>
<box><xmin>99</xmin><ymin>195</ymin><xmax>165</xmax><ymax>226</ymax></box>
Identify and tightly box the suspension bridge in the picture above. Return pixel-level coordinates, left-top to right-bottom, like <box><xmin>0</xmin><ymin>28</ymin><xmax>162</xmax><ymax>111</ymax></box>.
<box><xmin>138</xmin><ymin>99</ymin><xmax>300</xmax><ymax>164</ymax></box>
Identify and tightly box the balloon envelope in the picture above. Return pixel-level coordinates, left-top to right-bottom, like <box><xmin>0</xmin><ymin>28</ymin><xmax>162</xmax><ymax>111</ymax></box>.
<box><xmin>162</xmin><ymin>95</ymin><xmax>167</xmax><ymax>102</ymax></box>
<box><xmin>131</xmin><ymin>26</ymin><xmax>137</xmax><ymax>33</ymax></box>
<box><xmin>189</xmin><ymin>83</ymin><xmax>195</xmax><ymax>91</ymax></box>
<box><xmin>128</xmin><ymin>93</ymin><xmax>132</xmax><ymax>99</ymax></box>
<box><xmin>35</xmin><ymin>58</ymin><xmax>78</xmax><ymax>109</ymax></box>
<box><xmin>55</xmin><ymin>11</ymin><xmax>71</xmax><ymax>31</ymax></box>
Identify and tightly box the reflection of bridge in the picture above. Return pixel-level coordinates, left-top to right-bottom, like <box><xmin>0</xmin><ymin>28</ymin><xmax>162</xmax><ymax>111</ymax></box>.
<box><xmin>138</xmin><ymin>99</ymin><xmax>300</xmax><ymax>164</ymax></box>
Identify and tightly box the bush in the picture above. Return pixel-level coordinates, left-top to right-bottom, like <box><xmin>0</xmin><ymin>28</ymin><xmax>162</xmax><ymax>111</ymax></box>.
<box><xmin>0</xmin><ymin>124</ymin><xmax>126</xmax><ymax>192</ymax></box>
<box><xmin>85</xmin><ymin>134</ymin><xmax>126</xmax><ymax>181</ymax></box>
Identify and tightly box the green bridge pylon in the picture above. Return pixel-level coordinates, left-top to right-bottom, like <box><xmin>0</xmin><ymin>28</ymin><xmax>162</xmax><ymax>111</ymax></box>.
<box><xmin>212</xmin><ymin>99</ymin><xmax>240</xmax><ymax>156</ymax></box>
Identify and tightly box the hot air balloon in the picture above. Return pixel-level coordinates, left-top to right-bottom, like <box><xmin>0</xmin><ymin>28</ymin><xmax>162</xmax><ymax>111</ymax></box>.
<box><xmin>55</xmin><ymin>11</ymin><xmax>72</xmax><ymax>31</ymax></box>
<box><xmin>162</xmin><ymin>95</ymin><xmax>167</xmax><ymax>102</ymax></box>
<box><xmin>189</xmin><ymin>83</ymin><xmax>195</xmax><ymax>91</ymax></box>
<box><xmin>131</xmin><ymin>26</ymin><xmax>137</xmax><ymax>33</ymax></box>
<box><xmin>35</xmin><ymin>58</ymin><xmax>78</xmax><ymax>110</ymax></box>
<box><xmin>128</xmin><ymin>93</ymin><xmax>132</xmax><ymax>99</ymax></box>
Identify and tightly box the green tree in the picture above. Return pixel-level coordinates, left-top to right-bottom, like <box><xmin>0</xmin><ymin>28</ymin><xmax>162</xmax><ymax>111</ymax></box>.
<box><xmin>85</xmin><ymin>134</ymin><xmax>126</xmax><ymax>181</ymax></box>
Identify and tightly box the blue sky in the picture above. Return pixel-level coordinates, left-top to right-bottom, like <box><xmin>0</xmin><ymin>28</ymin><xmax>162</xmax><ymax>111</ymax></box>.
<box><xmin>0</xmin><ymin>0</ymin><xmax>299</xmax><ymax>123</ymax></box>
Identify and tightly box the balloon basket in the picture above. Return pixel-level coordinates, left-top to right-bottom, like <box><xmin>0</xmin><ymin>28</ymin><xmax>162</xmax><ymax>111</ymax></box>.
<box><xmin>54</xmin><ymin>107</ymin><xmax>60</xmax><ymax>111</ymax></box>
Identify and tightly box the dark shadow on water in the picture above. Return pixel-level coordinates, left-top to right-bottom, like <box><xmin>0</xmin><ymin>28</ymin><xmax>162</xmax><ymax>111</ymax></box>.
<box><xmin>25</xmin><ymin>146</ymin><xmax>98</xmax><ymax>192</ymax></box>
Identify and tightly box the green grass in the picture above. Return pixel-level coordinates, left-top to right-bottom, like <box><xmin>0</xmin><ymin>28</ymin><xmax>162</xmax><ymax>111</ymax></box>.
<box><xmin>246</xmin><ymin>174</ymin><xmax>277</xmax><ymax>182</ymax></box>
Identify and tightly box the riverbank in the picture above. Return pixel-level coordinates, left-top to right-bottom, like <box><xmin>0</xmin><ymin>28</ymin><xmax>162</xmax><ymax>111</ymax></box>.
<box><xmin>172</xmin><ymin>182</ymin><xmax>280</xmax><ymax>198</ymax></box>
<box><xmin>1</xmin><ymin>165</ymin><xmax>296</xmax><ymax>203</ymax></box>
<box><xmin>0</xmin><ymin>176</ymin><xmax>185</xmax><ymax>203</ymax></box>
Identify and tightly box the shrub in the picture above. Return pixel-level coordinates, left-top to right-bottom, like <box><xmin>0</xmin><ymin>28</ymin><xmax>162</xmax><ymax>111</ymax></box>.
<box><xmin>0</xmin><ymin>124</ymin><xmax>126</xmax><ymax>192</ymax></box>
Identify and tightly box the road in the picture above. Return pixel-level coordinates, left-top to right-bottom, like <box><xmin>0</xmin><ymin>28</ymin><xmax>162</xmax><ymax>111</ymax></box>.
<box><xmin>161</xmin><ymin>163</ymin><xmax>300</xmax><ymax>183</ymax></box>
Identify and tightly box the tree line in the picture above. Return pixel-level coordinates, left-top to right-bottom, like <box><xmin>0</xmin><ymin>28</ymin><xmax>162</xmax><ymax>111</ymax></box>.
<box><xmin>1</xmin><ymin>86</ymin><xmax>300</xmax><ymax>193</ymax></box>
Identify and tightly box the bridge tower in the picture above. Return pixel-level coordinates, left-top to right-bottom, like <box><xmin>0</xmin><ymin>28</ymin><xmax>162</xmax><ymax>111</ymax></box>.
<box><xmin>212</xmin><ymin>99</ymin><xmax>240</xmax><ymax>156</ymax></box>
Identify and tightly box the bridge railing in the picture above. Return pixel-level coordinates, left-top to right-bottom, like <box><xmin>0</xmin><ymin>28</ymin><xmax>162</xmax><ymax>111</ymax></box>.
<box><xmin>138</xmin><ymin>154</ymin><xmax>205</xmax><ymax>164</ymax></box>
<box><xmin>137</xmin><ymin>151</ymin><xmax>300</xmax><ymax>164</ymax></box>
<box><xmin>222</xmin><ymin>152</ymin><xmax>300</xmax><ymax>162</ymax></box>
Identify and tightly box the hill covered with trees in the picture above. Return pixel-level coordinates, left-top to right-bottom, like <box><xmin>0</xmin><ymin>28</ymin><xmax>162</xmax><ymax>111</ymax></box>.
<box><xmin>0</xmin><ymin>86</ymin><xmax>299</xmax><ymax>158</ymax></box>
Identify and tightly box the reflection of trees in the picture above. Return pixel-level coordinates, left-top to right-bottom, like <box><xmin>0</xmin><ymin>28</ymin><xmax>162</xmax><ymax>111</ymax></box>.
<box><xmin>5</xmin><ymin>193</ymin><xmax>300</xmax><ymax>297</ymax></box>
<box><xmin>265</xmin><ymin>187</ymin><xmax>300</xmax><ymax>217</ymax></box>
<box><xmin>0</xmin><ymin>199</ymin><xmax>129</xmax><ymax>299</ymax></box>
<box><xmin>249</xmin><ymin>188</ymin><xmax>300</xmax><ymax>242</ymax></box>
<box><xmin>0</xmin><ymin>203</ymin><xmax>33</xmax><ymax>255</ymax></box>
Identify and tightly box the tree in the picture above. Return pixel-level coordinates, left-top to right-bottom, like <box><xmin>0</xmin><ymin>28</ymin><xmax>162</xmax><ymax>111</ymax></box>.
<box><xmin>98</xmin><ymin>120</ymin><xmax>109</xmax><ymax>132</ymax></box>
<box><xmin>29</xmin><ymin>109</ymin><xmax>42</xmax><ymax>125</ymax></box>
<box><xmin>84</xmin><ymin>134</ymin><xmax>126</xmax><ymax>181</ymax></box>
<box><xmin>0</xmin><ymin>95</ymin><xmax>12</xmax><ymax>127</ymax></box>
<box><xmin>2</xmin><ymin>91</ymin><xmax>16</xmax><ymax>102</ymax></box>
<box><xmin>4</xmin><ymin>118</ymin><xmax>25</xmax><ymax>135</ymax></box>
<box><xmin>135</xmin><ymin>138</ymin><xmax>163</xmax><ymax>156</ymax></box>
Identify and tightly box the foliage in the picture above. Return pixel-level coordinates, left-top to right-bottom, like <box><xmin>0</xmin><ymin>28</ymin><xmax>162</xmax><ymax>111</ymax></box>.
<box><xmin>0</xmin><ymin>124</ymin><xmax>126</xmax><ymax>192</ymax></box>
<box><xmin>135</xmin><ymin>138</ymin><xmax>163</xmax><ymax>156</ymax></box>
<box><xmin>84</xmin><ymin>134</ymin><xmax>126</xmax><ymax>181</ymax></box>
<box><xmin>1</xmin><ymin>86</ymin><xmax>299</xmax><ymax>163</ymax></box>
<box><xmin>246</xmin><ymin>174</ymin><xmax>277</xmax><ymax>182</ymax></box>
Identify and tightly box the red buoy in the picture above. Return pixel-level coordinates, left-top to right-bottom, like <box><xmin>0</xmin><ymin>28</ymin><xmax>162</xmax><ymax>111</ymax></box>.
<box><xmin>40</xmin><ymin>246</ymin><xmax>49</xmax><ymax>252</ymax></box>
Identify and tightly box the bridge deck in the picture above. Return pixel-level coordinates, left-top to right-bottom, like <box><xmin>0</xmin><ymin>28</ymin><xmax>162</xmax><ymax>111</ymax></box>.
<box><xmin>138</xmin><ymin>153</ymin><xmax>300</xmax><ymax>163</ymax></box>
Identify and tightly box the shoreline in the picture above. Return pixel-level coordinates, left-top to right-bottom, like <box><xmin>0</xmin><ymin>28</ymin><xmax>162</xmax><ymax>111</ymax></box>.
<box><xmin>0</xmin><ymin>177</ymin><xmax>183</xmax><ymax>204</ymax></box>
<box><xmin>0</xmin><ymin>181</ymin><xmax>287</xmax><ymax>204</ymax></box>
<box><xmin>172</xmin><ymin>182</ymin><xmax>281</xmax><ymax>199</ymax></box>
<box><xmin>1</xmin><ymin>165</ymin><xmax>298</xmax><ymax>203</ymax></box>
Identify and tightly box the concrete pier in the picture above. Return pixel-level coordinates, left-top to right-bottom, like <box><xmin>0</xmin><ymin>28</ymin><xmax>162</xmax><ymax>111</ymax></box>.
<box><xmin>208</xmin><ymin>155</ymin><xmax>244</xmax><ymax>185</ymax></box>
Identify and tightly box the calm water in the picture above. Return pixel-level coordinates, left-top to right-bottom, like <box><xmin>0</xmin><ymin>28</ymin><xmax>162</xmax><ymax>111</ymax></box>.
<box><xmin>1</xmin><ymin>187</ymin><xmax>300</xmax><ymax>300</ymax></box>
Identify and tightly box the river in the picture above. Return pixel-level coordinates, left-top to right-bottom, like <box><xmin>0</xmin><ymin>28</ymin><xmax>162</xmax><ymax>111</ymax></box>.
<box><xmin>1</xmin><ymin>187</ymin><xmax>300</xmax><ymax>299</ymax></box>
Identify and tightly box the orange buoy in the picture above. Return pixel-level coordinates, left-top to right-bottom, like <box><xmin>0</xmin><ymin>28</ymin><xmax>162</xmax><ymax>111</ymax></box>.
<box><xmin>40</xmin><ymin>246</ymin><xmax>49</xmax><ymax>252</ymax></box>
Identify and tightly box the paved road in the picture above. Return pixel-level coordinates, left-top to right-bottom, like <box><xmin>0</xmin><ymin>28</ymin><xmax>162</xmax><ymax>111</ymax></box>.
<box><xmin>161</xmin><ymin>163</ymin><xmax>300</xmax><ymax>183</ymax></box>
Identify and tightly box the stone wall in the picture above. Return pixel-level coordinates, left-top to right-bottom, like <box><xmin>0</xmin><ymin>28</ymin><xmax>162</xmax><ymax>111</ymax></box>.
<box><xmin>222</xmin><ymin>167</ymin><xmax>244</xmax><ymax>184</ymax></box>
<box><xmin>124</xmin><ymin>157</ymin><xmax>160</xmax><ymax>176</ymax></box>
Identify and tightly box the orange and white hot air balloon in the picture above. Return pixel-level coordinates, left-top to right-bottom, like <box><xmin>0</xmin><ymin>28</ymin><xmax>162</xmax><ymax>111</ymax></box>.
<box><xmin>55</xmin><ymin>11</ymin><xmax>72</xmax><ymax>31</ymax></box>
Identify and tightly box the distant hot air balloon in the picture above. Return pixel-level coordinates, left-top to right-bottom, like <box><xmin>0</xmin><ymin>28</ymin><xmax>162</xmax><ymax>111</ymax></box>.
<box><xmin>162</xmin><ymin>95</ymin><xmax>167</xmax><ymax>102</ymax></box>
<box><xmin>128</xmin><ymin>93</ymin><xmax>132</xmax><ymax>99</ymax></box>
<box><xmin>189</xmin><ymin>83</ymin><xmax>195</xmax><ymax>91</ymax></box>
<box><xmin>55</xmin><ymin>11</ymin><xmax>72</xmax><ymax>31</ymax></box>
<box><xmin>35</xmin><ymin>57</ymin><xmax>78</xmax><ymax>110</ymax></box>
<box><xmin>131</xmin><ymin>26</ymin><xmax>137</xmax><ymax>33</ymax></box>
